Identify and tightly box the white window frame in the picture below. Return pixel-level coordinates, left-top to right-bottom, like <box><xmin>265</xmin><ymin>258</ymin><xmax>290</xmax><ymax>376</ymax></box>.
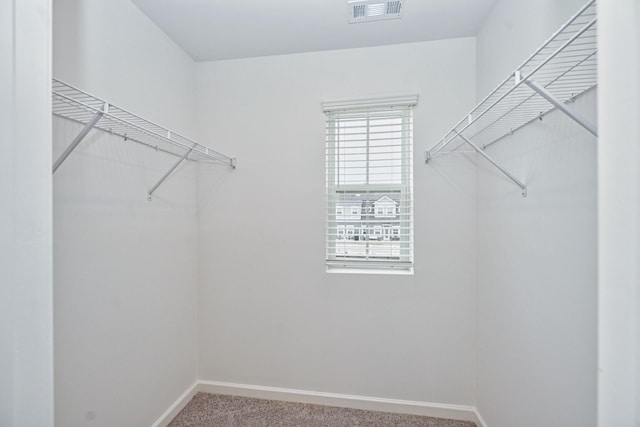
<box><xmin>323</xmin><ymin>95</ymin><xmax>416</xmax><ymax>273</ymax></box>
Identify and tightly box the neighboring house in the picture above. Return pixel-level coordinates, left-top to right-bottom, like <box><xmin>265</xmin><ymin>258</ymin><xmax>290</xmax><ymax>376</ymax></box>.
<box><xmin>373</xmin><ymin>196</ymin><xmax>397</xmax><ymax>218</ymax></box>
<box><xmin>335</xmin><ymin>195</ymin><xmax>400</xmax><ymax>241</ymax></box>
<box><xmin>335</xmin><ymin>202</ymin><xmax>362</xmax><ymax>240</ymax></box>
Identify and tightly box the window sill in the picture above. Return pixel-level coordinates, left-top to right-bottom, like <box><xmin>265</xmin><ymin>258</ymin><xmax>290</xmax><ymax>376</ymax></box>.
<box><xmin>326</xmin><ymin>266</ymin><xmax>414</xmax><ymax>276</ymax></box>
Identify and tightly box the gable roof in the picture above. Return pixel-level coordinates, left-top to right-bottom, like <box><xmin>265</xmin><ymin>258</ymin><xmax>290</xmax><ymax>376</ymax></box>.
<box><xmin>374</xmin><ymin>195</ymin><xmax>398</xmax><ymax>206</ymax></box>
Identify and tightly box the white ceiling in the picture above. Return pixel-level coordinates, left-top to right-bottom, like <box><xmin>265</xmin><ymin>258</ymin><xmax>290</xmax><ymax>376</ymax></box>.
<box><xmin>131</xmin><ymin>0</ymin><xmax>497</xmax><ymax>62</ymax></box>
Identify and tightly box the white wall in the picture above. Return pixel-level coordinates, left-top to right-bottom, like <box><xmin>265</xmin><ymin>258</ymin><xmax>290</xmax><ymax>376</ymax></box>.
<box><xmin>52</xmin><ymin>1</ymin><xmax>199</xmax><ymax>426</ymax></box>
<box><xmin>0</xmin><ymin>1</ymin><xmax>53</xmax><ymax>426</ymax></box>
<box><xmin>475</xmin><ymin>0</ymin><xmax>587</xmax><ymax>99</ymax></box>
<box><xmin>475</xmin><ymin>2</ymin><xmax>598</xmax><ymax>426</ymax></box>
<box><xmin>195</xmin><ymin>38</ymin><xmax>479</xmax><ymax>406</ymax></box>
<box><xmin>53</xmin><ymin>0</ymin><xmax>196</xmax><ymax>134</ymax></box>
<box><xmin>597</xmin><ymin>1</ymin><xmax>640</xmax><ymax>426</ymax></box>
<box><xmin>476</xmin><ymin>92</ymin><xmax>597</xmax><ymax>427</ymax></box>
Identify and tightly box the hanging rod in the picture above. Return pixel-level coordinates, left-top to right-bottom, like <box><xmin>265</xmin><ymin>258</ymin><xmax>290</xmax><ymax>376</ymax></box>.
<box><xmin>51</xmin><ymin>78</ymin><xmax>236</xmax><ymax>200</ymax></box>
<box><xmin>425</xmin><ymin>0</ymin><xmax>597</xmax><ymax>196</ymax></box>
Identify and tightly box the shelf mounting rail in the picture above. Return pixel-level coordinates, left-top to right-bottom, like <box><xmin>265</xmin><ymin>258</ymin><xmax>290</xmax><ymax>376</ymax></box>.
<box><xmin>425</xmin><ymin>0</ymin><xmax>598</xmax><ymax>197</ymax></box>
<box><xmin>51</xmin><ymin>78</ymin><xmax>236</xmax><ymax>200</ymax></box>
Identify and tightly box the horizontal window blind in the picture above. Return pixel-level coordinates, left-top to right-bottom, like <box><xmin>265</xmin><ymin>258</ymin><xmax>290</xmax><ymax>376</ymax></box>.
<box><xmin>325</xmin><ymin>103</ymin><xmax>414</xmax><ymax>271</ymax></box>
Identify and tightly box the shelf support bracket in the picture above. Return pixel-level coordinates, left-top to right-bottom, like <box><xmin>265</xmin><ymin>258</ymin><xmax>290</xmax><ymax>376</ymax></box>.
<box><xmin>524</xmin><ymin>79</ymin><xmax>598</xmax><ymax>137</ymax></box>
<box><xmin>147</xmin><ymin>146</ymin><xmax>195</xmax><ymax>201</ymax></box>
<box><xmin>426</xmin><ymin>136</ymin><xmax>450</xmax><ymax>162</ymax></box>
<box><xmin>455</xmin><ymin>132</ymin><xmax>527</xmax><ymax>197</ymax></box>
<box><xmin>52</xmin><ymin>110</ymin><xmax>104</xmax><ymax>174</ymax></box>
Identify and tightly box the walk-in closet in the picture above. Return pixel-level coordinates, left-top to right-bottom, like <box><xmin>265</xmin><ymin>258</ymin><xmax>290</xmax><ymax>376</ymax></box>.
<box><xmin>2</xmin><ymin>0</ymin><xmax>639</xmax><ymax>426</ymax></box>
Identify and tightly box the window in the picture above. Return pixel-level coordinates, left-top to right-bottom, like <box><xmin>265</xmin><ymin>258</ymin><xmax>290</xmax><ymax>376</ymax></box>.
<box><xmin>346</xmin><ymin>225</ymin><xmax>355</xmax><ymax>239</ymax></box>
<box><xmin>323</xmin><ymin>95</ymin><xmax>416</xmax><ymax>272</ymax></box>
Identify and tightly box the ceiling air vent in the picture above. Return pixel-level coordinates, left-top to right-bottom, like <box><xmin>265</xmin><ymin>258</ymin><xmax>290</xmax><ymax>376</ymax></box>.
<box><xmin>348</xmin><ymin>0</ymin><xmax>404</xmax><ymax>23</ymax></box>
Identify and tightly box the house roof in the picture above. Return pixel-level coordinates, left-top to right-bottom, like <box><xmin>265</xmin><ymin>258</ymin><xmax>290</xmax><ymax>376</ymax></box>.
<box><xmin>373</xmin><ymin>195</ymin><xmax>398</xmax><ymax>206</ymax></box>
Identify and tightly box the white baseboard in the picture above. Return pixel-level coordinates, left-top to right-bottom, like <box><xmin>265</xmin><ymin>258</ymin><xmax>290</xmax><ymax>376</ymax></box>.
<box><xmin>152</xmin><ymin>379</ymin><xmax>486</xmax><ymax>426</ymax></box>
<box><xmin>151</xmin><ymin>381</ymin><xmax>199</xmax><ymax>427</ymax></box>
<box><xmin>474</xmin><ymin>407</ymin><xmax>489</xmax><ymax>427</ymax></box>
<box><xmin>198</xmin><ymin>380</ymin><xmax>482</xmax><ymax>425</ymax></box>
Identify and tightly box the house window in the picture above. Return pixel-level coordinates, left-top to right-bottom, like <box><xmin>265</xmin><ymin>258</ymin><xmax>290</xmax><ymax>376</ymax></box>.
<box><xmin>392</xmin><ymin>227</ymin><xmax>400</xmax><ymax>239</ymax></box>
<box><xmin>346</xmin><ymin>225</ymin><xmax>355</xmax><ymax>239</ymax></box>
<box><xmin>324</xmin><ymin>95</ymin><xmax>416</xmax><ymax>272</ymax></box>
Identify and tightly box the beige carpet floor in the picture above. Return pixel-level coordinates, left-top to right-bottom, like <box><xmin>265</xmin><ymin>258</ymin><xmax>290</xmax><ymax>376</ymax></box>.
<box><xmin>168</xmin><ymin>392</ymin><xmax>477</xmax><ymax>427</ymax></box>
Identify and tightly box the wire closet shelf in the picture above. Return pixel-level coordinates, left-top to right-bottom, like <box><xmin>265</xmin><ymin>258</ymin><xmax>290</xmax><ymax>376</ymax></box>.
<box><xmin>425</xmin><ymin>0</ymin><xmax>597</xmax><ymax>196</ymax></box>
<box><xmin>52</xmin><ymin>78</ymin><xmax>236</xmax><ymax>199</ymax></box>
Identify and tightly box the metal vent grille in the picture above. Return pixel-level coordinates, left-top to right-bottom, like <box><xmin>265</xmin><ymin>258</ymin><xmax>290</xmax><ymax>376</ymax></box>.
<box><xmin>353</xmin><ymin>4</ymin><xmax>366</xmax><ymax>19</ymax></box>
<box><xmin>348</xmin><ymin>0</ymin><xmax>404</xmax><ymax>23</ymax></box>
<box><xmin>386</xmin><ymin>1</ymin><xmax>402</xmax><ymax>14</ymax></box>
